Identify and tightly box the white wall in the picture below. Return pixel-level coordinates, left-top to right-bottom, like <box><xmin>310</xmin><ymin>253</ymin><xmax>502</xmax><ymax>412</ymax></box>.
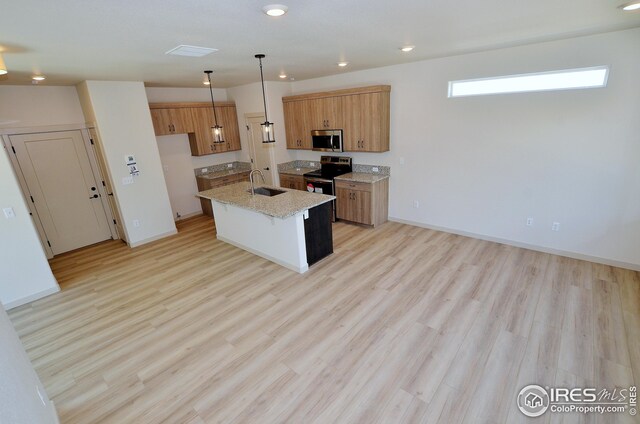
<box><xmin>146</xmin><ymin>87</ymin><xmax>245</xmax><ymax>218</ymax></box>
<box><xmin>0</xmin><ymin>86</ymin><xmax>79</xmax><ymax>307</ymax></box>
<box><xmin>77</xmin><ymin>81</ymin><xmax>176</xmax><ymax>246</ymax></box>
<box><xmin>0</xmin><ymin>86</ymin><xmax>85</xmax><ymax>129</ymax></box>
<box><xmin>0</xmin><ymin>304</ymin><xmax>58</xmax><ymax>423</ymax></box>
<box><xmin>227</xmin><ymin>81</ymin><xmax>294</xmax><ymax>185</ymax></box>
<box><xmin>291</xmin><ymin>28</ymin><xmax>640</xmax><ymax>269</ymax></box>
<box><xmin>0</xmin><ymin>146</ymin><xmax>60</xmax><ymax>307</ymax></box>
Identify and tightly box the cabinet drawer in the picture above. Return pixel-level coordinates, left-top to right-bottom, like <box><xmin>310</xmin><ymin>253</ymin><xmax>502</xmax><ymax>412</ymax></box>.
<box><xmin>335</xmin><ymin>180</ymin><xmax>372</xmax><ymax>192</ymax></box>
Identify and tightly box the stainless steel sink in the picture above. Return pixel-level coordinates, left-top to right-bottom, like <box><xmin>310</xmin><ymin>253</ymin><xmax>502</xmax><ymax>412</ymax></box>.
<box><xmin>248</xmin><ymin>187</ymin><xmax>286</xmax><ymax>197</ymax></box>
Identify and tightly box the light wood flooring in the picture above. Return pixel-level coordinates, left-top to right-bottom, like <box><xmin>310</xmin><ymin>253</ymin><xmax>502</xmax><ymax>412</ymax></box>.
<box><xmin>8</xmin><ymin>215</ymin><xmax>640</xmax><ymax>423</ymax></box>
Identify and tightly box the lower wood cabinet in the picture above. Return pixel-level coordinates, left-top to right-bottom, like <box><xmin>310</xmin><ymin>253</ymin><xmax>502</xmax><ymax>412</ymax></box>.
<box><xmin>279</xmin><ymin>173</ymin><xmax>306</xmax><ymax>191</ymax></box>
<box><xmin>197</xmin><ymin>171</ymin><xmax>250</xmax><ymax>217</ymax></box>
<box><xmin>335</xmin><ymin>178</ymin><xmax>389</xmax><ymax>227</ymax></box>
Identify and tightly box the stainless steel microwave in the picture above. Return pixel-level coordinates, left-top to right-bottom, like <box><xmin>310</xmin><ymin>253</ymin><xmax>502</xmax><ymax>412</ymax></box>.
<box><xmin>311</xmin><ymin>129</ymin><xmax>343</xmax><ymax>152</ymax></box>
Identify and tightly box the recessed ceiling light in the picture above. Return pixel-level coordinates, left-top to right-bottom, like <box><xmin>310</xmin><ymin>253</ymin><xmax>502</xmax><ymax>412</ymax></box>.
<box><xmin>400</xmin><ymin>46</ymin><xmax>415</xmax><ymax>52</ymax></box>
<box><xmin>337</xmin><ymin>62</ymin><xmax>348</xmax><ymax>67</ymax></box>
<box><xmin>32</xmin><ymin>75</ymin><xmax>46</xmax><ymax>81</ymax></box>
<box><xmin>620</xmin><ymin>1</ymin><xmax>640</xmax><ymax>10</ymax></box>
<box><xmin>263</xmin><ymin>4</ymin><xmax>288</xmax><ymax>16</ymax></box>
<box><xmin>279</xmin><ymin>73</ymin><xmax>287</xmax><ymax>79</ymax></box>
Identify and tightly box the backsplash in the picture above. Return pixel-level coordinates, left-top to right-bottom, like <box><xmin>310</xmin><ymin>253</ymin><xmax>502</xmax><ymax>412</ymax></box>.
<box><xmin>193</xmin><ymin>161</ymin><xmax>251</xmax><ymax>176</ymax></box>
<box><xmin>353</xmin><ymin>164</ymin><xmax>391</xmax><ymax>176</ymax></box>
<box><xmin>277</xmin><ymin>160</ymin><xmax>320</xmax><ymax>172</ymax></box>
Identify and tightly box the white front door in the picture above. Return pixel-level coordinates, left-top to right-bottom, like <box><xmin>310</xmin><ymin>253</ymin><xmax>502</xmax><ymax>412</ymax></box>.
<box><xmin>9</xmin><ymin>130</ymin><xmax>112</xmax><ymax>254</ymax></box>
<box><xmin>246</xmin><ymin>115</ymin><xmax>275</xmax><ymax>185</ymax></box>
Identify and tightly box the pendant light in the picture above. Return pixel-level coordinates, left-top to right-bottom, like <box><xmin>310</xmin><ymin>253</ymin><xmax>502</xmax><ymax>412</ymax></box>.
<box><xmin>255</xmin><ymin>54</ymin><xmax>275</xmax><ymax>143</ymax></box>
<box><xmin>204</xmin><ymin>70</ymin><xmax>224</xmax><ymax>144</ymax></box>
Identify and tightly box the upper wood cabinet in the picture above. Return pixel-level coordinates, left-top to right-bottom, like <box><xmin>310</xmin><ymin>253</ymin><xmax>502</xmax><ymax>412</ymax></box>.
<box><xmin>282</xmin><ymin>85</ymin><xmax>390</xmax><ymax>152</ymax></box>
<box><xmin>150</xmin><ymin>108</ymin><xmax>194</xmax><ymax>136</ymax></box>
<box><xmin>283</xmin><ymin>101</ymin><xmax>311</xmax><ymax>149</ymax></box>
<box><xmin>342</xmin><ymin>91</ymin><xmax>390</xmax><ymax>152</ymax></box>
<box><xmin>149</xmin><ymin>102</ymin><xmax>242</xmax><ymax>156</ymax></box>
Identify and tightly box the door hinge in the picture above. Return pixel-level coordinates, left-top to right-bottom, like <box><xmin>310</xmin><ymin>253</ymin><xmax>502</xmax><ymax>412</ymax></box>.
<box><xmin>90</xmin><ymin>138</ymin><xmax>94</xmax><ymax>145</ymax></box>
<box><xmin>47</xmin><ymin>240</ymin><xmax>51</xmax><ymax>247</ymax></box>
<box><xmin>30</xmin><ymin>195</ymin><xmax>34</xmax><ymax>203</ymax></box>
<box><xmin>102</xmin><ymin>180</ymin><xmax>106</xmax><ymax>187</ymax></box>
<box><xmin>11</xmin><ymin>145</ymin><xmax>16</xmax><ymax>154</ymax></box>
<box><xmin>113</xmin><ymin>219</ymin><xmax>117</xmax><ymax>225</ymax></box>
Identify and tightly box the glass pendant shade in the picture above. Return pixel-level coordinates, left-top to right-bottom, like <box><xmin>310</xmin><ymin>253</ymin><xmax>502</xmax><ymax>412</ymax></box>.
<box><xmin>211</xmin><ymin>124</ymin><xmax>224</xmax><ymax>144</ymax></box>
<box><xmin>261</xmin><ymin>121</ymin><xmax>275</xmax><ymax>143</ymax></box>
<box><xmin>204</xmin><ymin>70</ymin><xmax>224</xmax><ymax>143</ymax></box>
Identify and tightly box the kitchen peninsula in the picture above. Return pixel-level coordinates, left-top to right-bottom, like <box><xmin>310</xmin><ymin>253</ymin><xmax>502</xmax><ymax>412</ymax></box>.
<box><xmin>198</xmin><ymin>182</ymin><xmax>335</xmax><ymax>273</ymax></box>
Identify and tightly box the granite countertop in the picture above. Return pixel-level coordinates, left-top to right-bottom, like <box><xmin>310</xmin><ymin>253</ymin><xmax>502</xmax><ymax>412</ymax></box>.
<box><xmin>197</xmin><ymin>168</ymin><xmax>251</xmax><ymax>180</ymax></box>
<box><xmin>334</xmin><ymin>172</ymin><xmax>390</xmax><ymax>183</ymax></box>
<box><xmin>197</xmin><ymin>181</ymin><xmax>335</xmax><ymax>219</ymax></box>
<box><xmin>279</xmin><ymin>167</ymin><xmax>318</xmax><ymax>176</ymax></box>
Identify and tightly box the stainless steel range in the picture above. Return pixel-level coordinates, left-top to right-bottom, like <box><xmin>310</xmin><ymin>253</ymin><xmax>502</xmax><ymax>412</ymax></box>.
<box><xmin>304</xmin><ymin>156</ymin><xmax>352</xmax><ymax>220</ymax></box>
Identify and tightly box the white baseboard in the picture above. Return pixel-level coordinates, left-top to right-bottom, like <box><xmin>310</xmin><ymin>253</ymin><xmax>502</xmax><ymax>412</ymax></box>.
<box><xmin>3</xmin><ymin>286</ymin><xmax>60</xmax><ymax>310</ymax></box>
<box><xmin>128</xmin><ymin>229</ymin><xmax>178</xmax><ymax>248</ymax></box>
<box><xmin>388</xmin><ymin>217</ymin><xmax>640</xmax><ymax>272</ymax></box>
<box><xmin>174</xmin><ymin>211</ymin><xmax>202</xmax><ymax>221</ymax></box>
<box><xmin>217</xmin><ymin>235</ymin><xmax>309</xmax><ymax>274</ymax></box>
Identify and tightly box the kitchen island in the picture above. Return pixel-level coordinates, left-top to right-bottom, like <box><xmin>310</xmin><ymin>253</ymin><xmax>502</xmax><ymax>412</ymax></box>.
<box><xmin>197</xmin><ymin>182</ymin><xmax>335</xmax><ymax>273</ymax></box>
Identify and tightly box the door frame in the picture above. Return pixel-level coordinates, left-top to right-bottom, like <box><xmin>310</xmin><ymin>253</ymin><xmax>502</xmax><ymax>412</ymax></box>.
<box><xmin>244</xmin><ymin>113</ymin><xmax>277</xmax><ymax>186</ymax></box>
<box><xmin>2</xmin><ymin>127</ymin><xmax>119</xmax><ymax>258</ymax></box>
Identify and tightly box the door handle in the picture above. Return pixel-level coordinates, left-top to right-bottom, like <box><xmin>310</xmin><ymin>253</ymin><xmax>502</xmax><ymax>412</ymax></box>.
<box><xmin>90</xmin><ymin>194</ymin><xmax>99</xmax><ymax>199</ymax></box>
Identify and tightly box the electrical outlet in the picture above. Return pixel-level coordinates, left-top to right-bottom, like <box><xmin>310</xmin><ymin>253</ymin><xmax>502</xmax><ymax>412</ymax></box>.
<box><xmin>227</xmin><ymin>163</ymin><xmax>233</xmax><ymax>168</ymax></box>
<box><xmin>413</xmin><ymin>200</ymin><xmax>420</xmax><ymax>209</ymax></box>
<box><xmin>552</xmin><ymin>222</ymin><xmax>560</xmax><ymax>231</ymax></box>
<box><xmin>3</xmin><ymin>207</ymin><xmax>16</xmax><ymax>219</ymax></box>
<box><xmin>122</xmin><ymin>176</ymin><xmax>134</xmax><ymax>185</ymax></box>
<box><xmin>526</xmin><ymin>217</ymin><xmax>533</xmax><ymax>227</ymax></box>
<box><xmin>372</xmin><ymin>167</ymin><xmax>379</xmax><ymax>172</ymax></box>
<box><xmin>201</xmin><ymin>168</ymin><xmax>208</xmax><ymax>174</ymax></box>
<box><xmin>133</xmin><ymin>219</ymin><xmax>140</xmax><ymax>228</ymax></box>
<box><xmin>309</xmin><ymin>162</ymin><xmax>315</xmax><ymax>167</ymax></box>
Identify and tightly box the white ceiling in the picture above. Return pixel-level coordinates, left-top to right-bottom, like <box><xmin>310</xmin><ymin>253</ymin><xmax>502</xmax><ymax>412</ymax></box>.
<box><xmin>1</xmin><ymin>0</ymin><xmax>639</xmax><ymax>88</ymax></box>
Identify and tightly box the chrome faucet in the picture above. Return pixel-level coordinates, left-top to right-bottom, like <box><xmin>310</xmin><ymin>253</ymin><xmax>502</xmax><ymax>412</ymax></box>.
<box><xmin>249</xmin><ymin>169</ymin><xmax>266</xmax><ymax>195</ymax></box>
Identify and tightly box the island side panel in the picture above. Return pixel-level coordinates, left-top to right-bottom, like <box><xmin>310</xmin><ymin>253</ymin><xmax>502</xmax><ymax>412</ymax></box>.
<box><xmin>211</xmin><ymin>200</ymin><xmax>309</xmax><ymax>273</ymax></box>
<box><xmin>304</xmin><ymin>202</ymin><xmax>333</xmax><ymax>266</ymax></box>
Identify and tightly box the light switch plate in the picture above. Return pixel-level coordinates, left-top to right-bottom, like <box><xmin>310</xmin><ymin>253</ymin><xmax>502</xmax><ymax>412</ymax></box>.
<box><xmin>372</xmin><ymin>167</ymin><xmax>379</xmax><ymax>172</ymax></box>
<box><xmin>201</xmin><ymin>168</ymin><xmax>208</xmax><ymax>174</ymax></box>
<box><xmin>3</xmin><ymin>207</ymin><xmax>16</xmax><ymax>219</ymax></box>
<box><xmin>227</xmin><ymin>163</ymin><xmax>233</xmax><ymax>168</ymax></box>
<box><xmin>122</xmin><ymin>176</ymin><xmax>134</xmax><ymax>185</ymax></box>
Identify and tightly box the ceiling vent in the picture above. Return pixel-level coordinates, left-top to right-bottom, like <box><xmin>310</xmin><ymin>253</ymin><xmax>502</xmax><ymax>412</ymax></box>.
<box><xmin>165</xmin><ymin>45</ymin><xmax>218</xmax><ymax>57</ymax></box>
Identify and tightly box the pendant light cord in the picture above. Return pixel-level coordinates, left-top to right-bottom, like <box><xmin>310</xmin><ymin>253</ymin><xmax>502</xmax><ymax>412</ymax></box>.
<box><xmin>206</xmin><ymin>71</ymin><xmax>220</xmax><ymax>126</ymax></box>
<box><xmin>258</xmin><ymin>57</ymin><xmax>269</xmax><ymax>122</ymax></box>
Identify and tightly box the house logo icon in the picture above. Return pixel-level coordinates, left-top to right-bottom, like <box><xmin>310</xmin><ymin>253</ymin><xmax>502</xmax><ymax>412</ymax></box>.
<box><xmin>518</xmin><ymin>385</ymin><xmax>550</xmax><ymax>417</ymax></box>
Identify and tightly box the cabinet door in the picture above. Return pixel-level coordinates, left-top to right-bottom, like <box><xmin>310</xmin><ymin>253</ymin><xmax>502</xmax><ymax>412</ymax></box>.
<box><xmin>170</xmin><ymin>108</ymin><xmax>195</xmax><ymax>133</ymax></box>
<box><xmin>341</xmin><ymin>92</ymin><xmax>389</xmax><ymax>152</ymax></box>
<box><xmin>307</xmin><ymin>97</ymin><xmax>341</xmax><ymax>130</ymax></box>
<box><xmin>219</xmin><ymin>106</ymin><xmax>241</xmax><ymax>152</ymax></box>
<box><xmin>335</xmin><ymin>187</ymin><xmax>353</xmax><ymax>221</ymax></box>
<box><xmin>189</xmin><ymin>108</ymin><xmax>216</xmax><ymax>156</ymax></box>
<box><xmin>150</xmin><ymin>109</ymin><xmax>174</xmax><ymax>136</ymax></box>
<box><xmin>283</xmin><ymin>101</ymin><xmax>311</xmax><ymax>149</ymax></box>
<box><xmin>150</xmin><ymin>108</ymin><xmax>194</xmax><ymax>135</ymax></box>
<box><xmin>336</xmin><ymin>185</ymin><xmax>373</xmax><ymax>224</ymax></box>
